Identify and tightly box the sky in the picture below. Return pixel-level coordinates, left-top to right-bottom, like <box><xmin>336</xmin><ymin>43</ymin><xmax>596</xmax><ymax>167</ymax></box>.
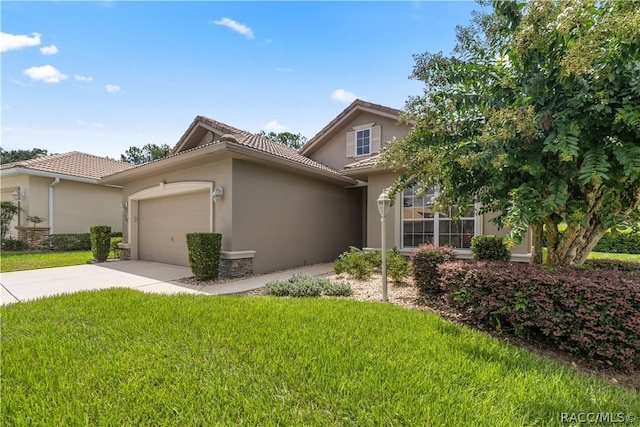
<box><xmin>1</xmin><ymin>1</ymin><xmax>485</xmax><ymax>160</ymax></box>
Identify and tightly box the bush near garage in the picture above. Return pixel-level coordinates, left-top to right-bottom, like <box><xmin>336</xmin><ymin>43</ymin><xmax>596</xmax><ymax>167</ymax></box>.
<box><xmin>49</xmin><ymin>233</ymin><xmax>92</xmax><ymax>251</ymax></box>
<box><xmin>186</xmin><ymin>232</ymin><xmax>222</xmax><ymax>280</ymax></box>
<box><xmin>90</xmin><ymin>226</ymin><xmax>112</xmax><ymax>262</ymax></box>
<box><xmin>438</xmin><ymin>260</ymin><xmax>640</xmax><ymax>369</ymax></box>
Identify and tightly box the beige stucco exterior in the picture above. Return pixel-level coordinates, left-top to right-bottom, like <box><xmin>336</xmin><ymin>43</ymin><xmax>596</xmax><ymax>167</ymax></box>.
<box><xmin>1</xmin><ymin>174</ymin><xmax>122</xmax><ymax>238</ymax></box>
<box><xmin>117</xmin><ymin>155</ymin><xmax>362</xmax><ymax>273</ymax></box>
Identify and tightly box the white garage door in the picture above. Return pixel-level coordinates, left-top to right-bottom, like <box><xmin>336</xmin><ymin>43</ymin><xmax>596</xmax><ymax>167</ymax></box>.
<box><xmin>138</xmin><ymin>191</ymin><xmax>211</xmax><ymax>266</ymax></box>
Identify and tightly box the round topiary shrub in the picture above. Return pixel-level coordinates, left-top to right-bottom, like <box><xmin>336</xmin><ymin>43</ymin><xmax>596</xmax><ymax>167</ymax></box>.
<box><xmin>410</xmin><ymin>244</ymin><xmax>457</xmax><ymax>295</ymax></box>
<box><xmin>470</xmin><ymin>235</ymin><xmax>511</xmax><ymax>261</ymax></box>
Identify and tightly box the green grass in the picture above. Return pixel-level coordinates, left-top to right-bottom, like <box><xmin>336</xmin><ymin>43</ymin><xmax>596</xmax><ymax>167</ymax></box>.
<box><xmin>2</xmin><ymin>289</ymin><xmax>637</xmax><ymax>426</ymax></box>
<box><xmin>0</xmin><ymin>251</ymin><xmax>93</xmax><ymax>272</ymax></box>
<box><xmin>588</xmin><ymin>251</ymin><xmax>640</xmax><ymax>262</ymax></box>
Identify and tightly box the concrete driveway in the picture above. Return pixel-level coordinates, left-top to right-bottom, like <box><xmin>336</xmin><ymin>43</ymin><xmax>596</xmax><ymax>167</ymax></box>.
<box><xmin>0</xmin><ymin>260</ymin><xmax>334</xmax><ymax>305</ymax></box>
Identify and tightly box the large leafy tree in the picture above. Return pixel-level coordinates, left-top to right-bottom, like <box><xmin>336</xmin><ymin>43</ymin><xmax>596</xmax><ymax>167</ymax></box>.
<box><xmin>120</xmin><ymin>143</ymin><xmax>172</xmax><ymax>165</ymax></box>
<box><xmin>1</xmin><ymin>148</ymin><xmax>48</xmax><ymax>164</ymax></box>
<box><xmin>256</xmin><ymin>131</ymin><xmax>307</xmax><ymax>150</ymax></box>
<box><xmin>379</xmin><ymin>0</ymin><xmax>640</xmax><ymax>266</ymax></box>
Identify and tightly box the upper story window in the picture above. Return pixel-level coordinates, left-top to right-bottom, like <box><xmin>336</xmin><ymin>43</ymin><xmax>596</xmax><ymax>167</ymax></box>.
<box><xmin>347</xmin><ymin>123</ymin><xmax>381</xmax><ymax>158</ymax></box>
<box><xmin>356</xmin><ymin>129</ymin><xmax>371</xmax><ymax>156</ymax></box>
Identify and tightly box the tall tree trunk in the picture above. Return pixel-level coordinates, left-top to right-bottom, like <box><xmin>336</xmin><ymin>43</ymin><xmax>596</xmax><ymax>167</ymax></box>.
<box><xmin>545</xmin><ymin>218</ymin><xmax>607</xmax><ymax>266</ymax></box>
<box><xmin>530</xmin><ymin>222</ymin><xmax>544</xmax><ymax>265</ymax></box>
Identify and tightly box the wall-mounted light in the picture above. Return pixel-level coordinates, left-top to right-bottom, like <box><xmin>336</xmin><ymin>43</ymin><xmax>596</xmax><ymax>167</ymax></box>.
<box><xmin>212</xmin><ymin>187</ymin><xmax>224</xmax><ymax>203</ymax></box>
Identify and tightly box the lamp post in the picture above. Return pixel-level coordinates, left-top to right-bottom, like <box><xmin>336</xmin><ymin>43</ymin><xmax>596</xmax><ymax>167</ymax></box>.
<box><xmin>377</xmin><ymin>190</ymin><xmax>391</xmax><ymax>302</ymax></box>
<box><xmin>12</xmin><ymin>190</ymin><xmax>21</xmax><ymax>226</ymax></box>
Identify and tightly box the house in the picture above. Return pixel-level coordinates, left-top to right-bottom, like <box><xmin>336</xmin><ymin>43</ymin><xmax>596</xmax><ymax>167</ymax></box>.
<box><xmin>101</xmin><ymin>100</ymin><xmax>531</xmax><ymax>277</ymax></box>
<box><xmin>0</xmin><ymin>151</ymin><xmax>133</xmax><ymax>245</ymax></box>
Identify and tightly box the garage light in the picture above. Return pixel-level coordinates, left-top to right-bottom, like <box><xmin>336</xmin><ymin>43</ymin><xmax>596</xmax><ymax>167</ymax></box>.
<box><xmin>212</xmin><ymin>187</ymin><xmax>224</xmax><ymax>203</ymax></box>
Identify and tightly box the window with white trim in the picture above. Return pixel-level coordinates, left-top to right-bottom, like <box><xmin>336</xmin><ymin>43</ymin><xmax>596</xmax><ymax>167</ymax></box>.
<box><xmin>346</xmin><ymin>123</ymin><xmax>381</xmax><ymax>158</ymax></box>
<box><xmin>402</xmin><ymin>186</ymin><xmax>477</xmax><ymax>249</ymax></box>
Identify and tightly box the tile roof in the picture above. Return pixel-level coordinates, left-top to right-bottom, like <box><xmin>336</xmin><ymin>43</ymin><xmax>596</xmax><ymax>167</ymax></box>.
<box><xmin>0</xmin><ymin>151</ymin><xmax>134</xmax><ymax>180</ymax></box>
<box><xmin>300</xmin><ymin>99</ymin><xmax>404</xmax><ymax>155</ymax></box>
<box><xmin>114</xmin><ymin>115</ymin><xmax>350</xmax><ymax>181</ymax></box>
<box><xmin>342</xmin><ymin>154</ymin><xmax>381</xmax><ymax>171</ymax></box>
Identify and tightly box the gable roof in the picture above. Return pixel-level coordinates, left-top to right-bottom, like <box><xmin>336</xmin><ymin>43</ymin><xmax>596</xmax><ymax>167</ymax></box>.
<box><xmin>0</xmin><ymin>151</ymin><xmax>133</xmax><ymax>182</ymax></box>
<box><xmin>299</xmin><ymin>99</ymin><xmax>405</xmax><ymax>156</ymax></box>
<box><xmin>101</xmin><ymin>116</ymin><xmax>356</xmax><ymax>185</ymax></box>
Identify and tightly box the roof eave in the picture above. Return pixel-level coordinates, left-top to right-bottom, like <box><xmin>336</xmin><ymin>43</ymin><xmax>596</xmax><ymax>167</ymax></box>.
<box><xmin>0</xmin><ymin>167</ymin><xmax>110</xmax><ymax>185</ymax></box>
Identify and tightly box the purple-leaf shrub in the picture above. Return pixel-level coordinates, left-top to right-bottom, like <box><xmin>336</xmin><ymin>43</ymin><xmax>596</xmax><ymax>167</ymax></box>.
<box><xmin>439</xmin><ymin>261</ymin><xmax>640</xmax><ymax>368</ymax></box>
<box><xmin>410</xmin><ymin>244</ymin><xmax>457</xmax><ymax>295</ymax></box>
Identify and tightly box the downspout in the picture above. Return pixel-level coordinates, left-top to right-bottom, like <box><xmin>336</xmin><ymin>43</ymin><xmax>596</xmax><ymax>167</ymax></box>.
<box><xmin>49</xmin><ymin>178</ymin><xmax>60</xmax><ymax>234</ymax></box>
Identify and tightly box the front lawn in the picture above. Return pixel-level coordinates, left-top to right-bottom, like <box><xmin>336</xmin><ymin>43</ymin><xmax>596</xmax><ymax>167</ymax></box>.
<box><xmin>588</xmin><ymin>251</ymin><xmax>640</xmax><ymax>262</ymax></box>
<box><xmin>1</xmin><ymin>289</ymin><xmax>637</xmax><ymax>426</ymax></box>
<box><xmin>0</xmin><ymin>251</ymin><xmax>93</xmax><ymax>272</ymax></box>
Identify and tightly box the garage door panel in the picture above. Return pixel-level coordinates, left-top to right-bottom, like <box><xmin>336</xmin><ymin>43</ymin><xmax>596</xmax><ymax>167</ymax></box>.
<box><xmin>138</xmin><ymin>191</ymin><xmax>210</xmax><ymax>266</ymax></box>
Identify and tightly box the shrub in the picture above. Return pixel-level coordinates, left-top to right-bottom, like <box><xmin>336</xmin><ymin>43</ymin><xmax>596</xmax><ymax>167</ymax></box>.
<box><xmin>110</xmin><ymin>237</ymin><xmax>123</xmax><ymax>259</ymax></box>
<box><xmin>49</xmin><ymin>233</ymin><xmax>92</xmax><ymax>251</ymax></box>
<box><xmin>410</xmin><ymin>244</ymin><xmax>457</xmax><ymax>295</ymax></box>
<box><xmin>186</xmin><ymin>233</ymin><xmax>222</xmax><ymax>280</ymax></box>
<box><xmin>1</xmin><ymin>237</ymin><xmax>28</xmax><ymax>252</ymax></box>
<box><xmin>322</xmin><ymin>280</ymin><xmax>353</xmax><ymax>297</ymax></box>
<box><xmin>334</xmin><ymin>247</ymin><xmax>374</xmax><ymax>280</ymax></box>
<box><xmin>593</xmin><ymin>231</ymin><xmax>640</xmax><ymax>254</ymax></box>
<box><xmin>265</xmin><ymin>274</ymin><xmax>353</xmax><ymax>298</ymax></box>
<box><xmin>470</xmin><ymin>235</ymin><xmax>511</xmax><ymax>261</ymax></box>
<box><xmin>386</xmin><ymin>247</ymin><xmax>411</xmax><ymax>283</ymax></box>
<box><xmin>110</xmin><ymin>231</ymin><xmax>123</xmax><ymax>238</ymax></box>
<box><xmin>439</xmin><ymin>261</ymin><xmax>640</xmax><ymax>368</ymax></box>
<box><xmin>90</xmin><ymin>225</ymin><xmax>112</xmax><ymax>262</ymax></box>
<box><xmin>0</xmin><ymin>201</ymin><xmax>19</xmax><ymax>240</ymax></box>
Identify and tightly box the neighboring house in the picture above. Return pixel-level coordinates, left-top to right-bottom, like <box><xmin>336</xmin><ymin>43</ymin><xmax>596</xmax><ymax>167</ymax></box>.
<box><xmin>101</xmin><ymin>99</ymin><xmax>531</xmax><ymax>277</ymax></box>
<box><xmin>0</xmin><ymin>152</ymin><xmax>133</xmax><ymax>244</ymax></box>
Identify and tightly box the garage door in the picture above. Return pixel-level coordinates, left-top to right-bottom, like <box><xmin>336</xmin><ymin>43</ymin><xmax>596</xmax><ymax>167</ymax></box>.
<box><xmin>138</xmin><ymin>191</ymin><xmax>211</xmax><ymax>266</ymax></box>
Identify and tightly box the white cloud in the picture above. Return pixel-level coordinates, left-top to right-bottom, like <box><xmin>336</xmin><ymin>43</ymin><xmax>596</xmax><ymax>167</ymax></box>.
<box><xmin>0</xmin><ymin>32</ymin><xmax>41</xmax><ymax>52</ymax></box>
<box><xmin>23</xmin><ymin>65</ymin><xmax>68</xmax><ymax>83</ymax></box>
<box><xmin>40</xmin><ymin>45</ymin><xmax>58</xmax><ymax>55</ymax></box>
<box><xmin>212</xmin><ymin>17</ymin><xmax>255</xmax><ymax>40</ymax></box>
<box><xmin>74</xmin><ymin>74</ymin><xmax>94</xmax><ymax>82</ymax></box>
<box><xmin>331</xmin><ymin>89</ymin><xmax>358</xmax><ymax>103</ymax></box>
<box><xmin>263</xmin><ymin>120</ymin><xmax>286</xmax><ymax>132</ymax></box>
<box><xmin>105</xmin><ymin>84</ymin><xmax>121</xmax><ymax>93</ymax></box>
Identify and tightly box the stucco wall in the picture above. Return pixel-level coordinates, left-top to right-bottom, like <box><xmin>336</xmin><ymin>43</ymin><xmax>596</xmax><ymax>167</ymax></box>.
<box><xmin>0</xmin><ymin>175</ymin><xmax>29</xmax><ymax>237</ymax></box>
<box><xmin>231</xmin><ymin>159</ymin><xmax>362</xmax><ymax>273</ymax></box>
<box><xmin>52</xmin><ymin>180</ymin><xmax>123</xmax><ymax>234</ymax></box>
<box><xmin>308</xmin><ymin>112</ymin><xmax>411</xmax><ymax>172</ymax></box>
<box><xmin>120</xmin><ymin>159</ymin><xmax>232</xmax><ymax>248</ymax></box>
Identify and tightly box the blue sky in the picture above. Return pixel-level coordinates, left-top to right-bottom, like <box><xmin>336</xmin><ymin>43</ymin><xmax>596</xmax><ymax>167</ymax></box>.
<box><xmin>2</xmin><ymin>1</ymin><xmax>484</xmax><ymax>160</ymax></box>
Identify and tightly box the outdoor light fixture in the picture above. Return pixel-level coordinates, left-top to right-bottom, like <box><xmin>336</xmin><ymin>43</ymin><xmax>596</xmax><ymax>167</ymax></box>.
<box><xmin>377</xmin><ymin>190</ymin><xmax>391</xmax><ymax>302</ymax></box>
<box><xmin>212</xmin><ymin>187</ymin><xmax>224</xmax><ymax>203</ymax></box>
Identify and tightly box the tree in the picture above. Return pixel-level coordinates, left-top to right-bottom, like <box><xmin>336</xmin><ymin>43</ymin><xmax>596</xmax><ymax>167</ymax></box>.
<box><xmin>379</xmin><ymin>0</ymin><xmax>640</xmax><ymax>266</ymax></box>
<box><xmin>0</xmin><ymin>201</ymin><xmax>20</xmax><ymax>240</ymax></box>
<box><xmin>1</xmin><ymin>148</ymin><xmax>48</xmax><ymax>164</ymax></box>
<box><xmin>120</xmin><ymin>143</ymin><xmax>171</xmax><ymax>165</ymax></box>
<box><xmin>256</xmin><ymin>131</ymin><xmax>307</xmax><ymax>150</ymax></box>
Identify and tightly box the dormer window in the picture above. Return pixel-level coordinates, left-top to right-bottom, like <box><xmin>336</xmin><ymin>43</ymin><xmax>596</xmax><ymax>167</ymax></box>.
<box><xmin>346</xmin><ymin>123</ymin><xmax>381</xmax><ymax>158</ymax></box>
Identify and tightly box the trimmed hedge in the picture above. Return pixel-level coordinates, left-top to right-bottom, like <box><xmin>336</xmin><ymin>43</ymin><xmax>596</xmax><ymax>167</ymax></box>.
<box><xmin>49</xmin><ymin>233</ymin><xmax>92</xmax><ymax>251</ymax></box>
<box><xmin>410</xmin><ymin>244</ymin><xmax>456</xmax><ymax>295</ymax></box>
<box><xmin>90</xmin><ymin>226</ymin><xmax>112</xmax><ymax>262</ymax></box>
<box><xmin>186</xmin><ymin>232</ymin><xmax>222</xmax><ymax>280</ymax></box>
<box><xmin>438</xmin><ymin>260</ymin><xmax>640</xmax><ymax>368</ymax></box>
<box><xmin>470</xmin><ymin>235</ymin><xmax>511</xmax><ymax>261</ymax></box>
<box><xmin>593</xmin><ymin>231</ymin><xmax>640</xmax><ymax>254</ymax></box>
